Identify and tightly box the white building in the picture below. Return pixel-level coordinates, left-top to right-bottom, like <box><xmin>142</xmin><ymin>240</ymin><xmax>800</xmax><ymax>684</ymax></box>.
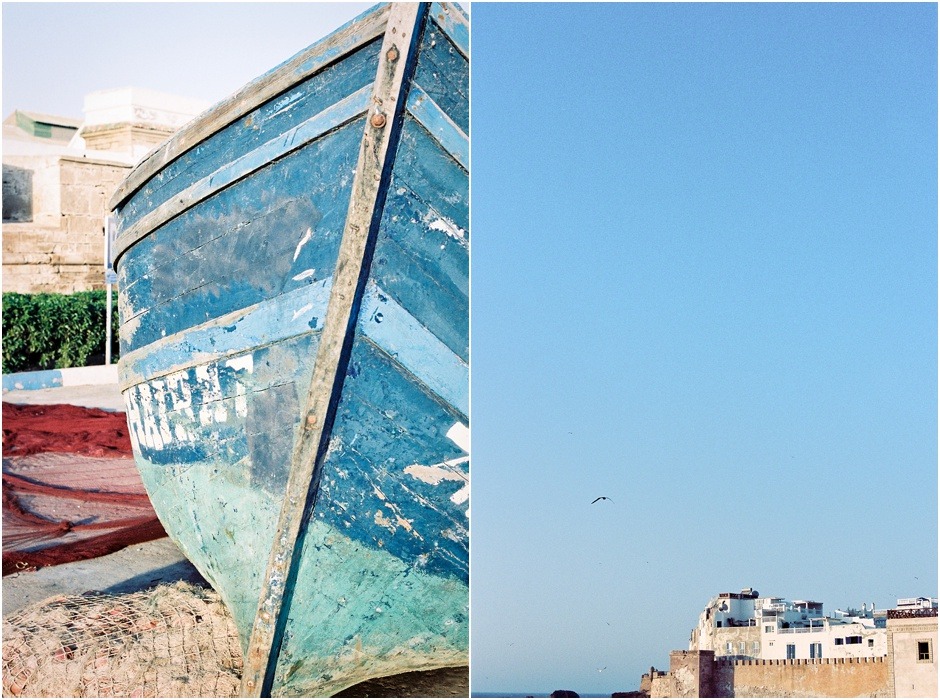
<box><xmin>690</xmin><ymin>588</ymin><xmax>937</xmax><ymax>663</ymax></box>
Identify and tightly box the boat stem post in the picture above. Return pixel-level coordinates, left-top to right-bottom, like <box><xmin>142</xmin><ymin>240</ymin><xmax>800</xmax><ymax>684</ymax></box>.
<box><xmin>238</xmin><ymin>4</ymin><xmax>430</xmax><ymax>696</ymax></box>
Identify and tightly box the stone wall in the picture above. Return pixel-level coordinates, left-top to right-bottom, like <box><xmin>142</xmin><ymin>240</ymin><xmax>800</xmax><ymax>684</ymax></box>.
<box><xmin>651</xmin><ymin>650</ymin><xmax>891</xmax><ymax>698</ymax></box>
<box><xmin>714</xmin><ymin>657</ymin><xmax>890</xmax><ymax>698</ymax></box>
<box><xmin>651</xmin><ymin>651</ymin><xmax>715</xmax><ymax>698</ymax></box>
<box><xmin>886</xmin><ymin>608</ymin><xmax>937</xmax><ymax>698</ymax></box>
<box><xmin>2</xmin><ymin>156</ymin><xmax>130</xmax><ymax>294</ymax></box>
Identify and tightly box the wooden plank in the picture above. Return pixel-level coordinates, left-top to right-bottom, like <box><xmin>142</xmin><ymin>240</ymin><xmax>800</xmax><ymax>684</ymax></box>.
<box><xmin>407</xmin><ymin>84</ymin><xmax>469</xmax><ymax>170</ymax></box>
<box><xmin>115</xmin><ymin>41</ymin><xmax>380</xmax><ymax>237</ymax></box>
<box><xmin>239</xmin><ymin>4</ymin><xmax>429</xmax><ymax>696</ymax></box>
<box><xmin>430</xmin><ymin>2</ymin><xmax>469</xmax><ymax>59</ymax></box>
<box><xmin>117</xmin><ymin>121</ymin><xmax>363</xmax><ymax>354</ymax></box>
<box><xmin>112</xmin><ymin>85</ymin><xmax>372</xmax><ymax>268</ymax></box>
<box><xmin>116</xmin><ymin>119</ymin><xmax>362</xmax><ymax>331</ymax></box>
<box><xmin>413</xmin><ymin>16</ymin><xmax>469</xmax><ymax>133</ymax></box>
<box><xmin>109</xmin><ymin>4</ymin><xmax>390</xmax><ymax>212</ymax></box>
<box><xmin>118</xmin><ymin>281</ymin><xmax>331</xmax><ymax>392</ymax></box>
<box><xmin>358</xmin><ymin>281</ymin><xmax>468</xmax><ymax>417</ymax></box>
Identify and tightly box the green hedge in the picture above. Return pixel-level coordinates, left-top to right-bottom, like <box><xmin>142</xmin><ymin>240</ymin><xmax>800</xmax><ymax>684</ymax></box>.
<box><xmin>2</xmin><ymin>291</ymin><xmax>120</xmax><ymax>374</ymax></box>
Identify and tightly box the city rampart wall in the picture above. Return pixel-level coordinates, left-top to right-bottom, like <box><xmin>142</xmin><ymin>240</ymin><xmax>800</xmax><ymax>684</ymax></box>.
<box><xmin>713</xmin><ymin>656</ymin><xmax>890</xmax><ymax>698</ymax></box>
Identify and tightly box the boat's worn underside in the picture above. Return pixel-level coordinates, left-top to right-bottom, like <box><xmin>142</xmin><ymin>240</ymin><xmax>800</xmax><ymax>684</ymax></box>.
<box><xmin>110</xmin><ymin>3</ymin><xmax>468</xmax><ymax>696</ymax></box>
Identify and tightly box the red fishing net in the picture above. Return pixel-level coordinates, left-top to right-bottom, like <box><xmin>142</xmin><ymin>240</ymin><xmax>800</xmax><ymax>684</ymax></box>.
<box><xmin>2</xmin><ymin>402</ymin><xmax>165</xmax><ymax>575</ymax></box>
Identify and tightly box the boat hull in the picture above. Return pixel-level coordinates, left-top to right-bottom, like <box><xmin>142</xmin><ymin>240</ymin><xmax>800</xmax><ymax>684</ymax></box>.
<box><xmin>111</xmin><ymin>4</ymin><xmax>468</xmax><ymax>695</ymax></box>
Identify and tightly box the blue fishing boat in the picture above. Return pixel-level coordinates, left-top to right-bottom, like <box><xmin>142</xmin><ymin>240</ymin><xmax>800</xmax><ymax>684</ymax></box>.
<box><xmin>108</xmin><ymin>3</ymin><xmax>468</xmax><ymax>696</ymax></box>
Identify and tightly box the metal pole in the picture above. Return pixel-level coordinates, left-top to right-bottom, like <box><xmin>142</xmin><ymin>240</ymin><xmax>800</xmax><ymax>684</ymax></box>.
<box><xmin>104</xmin><ymin>216</ymin><xmax>116</xmax><ymax>365</ymax></box>
<box><xmin>105</xmin><ymin>282</ymin><xmax>112</xmax><ymax>365</ymax></box>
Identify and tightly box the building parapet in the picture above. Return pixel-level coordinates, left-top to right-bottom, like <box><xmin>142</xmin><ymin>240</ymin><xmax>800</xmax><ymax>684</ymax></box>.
<box><xmin>713</xmin><ymin>656</ymin><xmax>887</xmax><ymax>667</ymax></box>
<box><xmin>887</xmin><ymin>608</ymin><xmax>938</xmax><ymax>620</ymax></box>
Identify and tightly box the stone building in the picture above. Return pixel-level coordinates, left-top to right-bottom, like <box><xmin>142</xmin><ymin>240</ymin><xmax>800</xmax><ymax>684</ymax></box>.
<box><xmin>2</xmin><ymin>88</ymin><xmax>208</xmax><ymax>294</ymax></box>
<box><xmin>649</xmin><ymin>592</ymin><xmax>937</xmax><ymax>697</ymax></box>
<box><xmin>885</xmin><ymin>600</ymin><xmax>937</xmax><ymax>698</ymax></box>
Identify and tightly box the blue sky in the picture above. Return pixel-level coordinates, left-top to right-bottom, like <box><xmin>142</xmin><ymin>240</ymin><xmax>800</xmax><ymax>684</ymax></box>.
<box><xmin>470</xmin><ymin>2</ymin><xmax>937</xmax><ymax>695</ymax></box>
<box><xmin>3</xmin><ymin>2</ymin><xmax>936</xmax><ymax>697</ymax></box>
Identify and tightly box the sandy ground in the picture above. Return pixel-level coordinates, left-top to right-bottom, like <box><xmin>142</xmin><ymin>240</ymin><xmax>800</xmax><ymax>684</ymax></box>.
<box><xmin>2</xmin><ymin>380</ymin><xmax>469</xmax><ymax>697</ymax></box>
<box><xmin>2</xmin><ymin>537</ymin><xmax>206</xmax><ymax>617</ymax></box>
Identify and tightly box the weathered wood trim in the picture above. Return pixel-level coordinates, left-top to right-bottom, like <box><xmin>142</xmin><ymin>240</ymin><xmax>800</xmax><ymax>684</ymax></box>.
<box><xmin>239</xmin><ymin>4</ymin><xmax>430</xmax><ymax>696</ymax></box>
<box><xmin>109</xmin><ymin>4</ymin><xmax>390</xmax><ymax>211</ymax></box>
<box><xmin>406</xmin><ymin>84</ymin><xmax>468</xmax><ymax>171</ymax></box>
<box><xmin>430</xmin><ymin>2</ymin><xmax>469</xmax><ymax>59</ymax></box>
<box><xmin>111</xmin><ymin>84</ymin><xmax>372</xmax><ymax>267</ymax></box>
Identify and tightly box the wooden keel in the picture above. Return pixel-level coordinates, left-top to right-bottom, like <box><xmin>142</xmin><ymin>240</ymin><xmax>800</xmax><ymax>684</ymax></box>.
<box><xmin>239</xmin><ymin>4</ymin><xmax>430</xmax><ymax>696</ymax></box>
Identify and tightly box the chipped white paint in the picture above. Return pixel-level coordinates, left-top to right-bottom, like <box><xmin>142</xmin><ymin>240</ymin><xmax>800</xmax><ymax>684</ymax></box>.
<box><xmin>269</xmin><ymin>89</ymin><xmax>305</xmax><ymax>119</ymax></box>
<box><xmin>225</xmin><ymin>355</ymin><xmax>253</xmax><ymax>418</ymax></box>
<box><xmin>292</xmin><ymin>303</ymin><xmax>314</xmax><ymax>322</ymax></box>
<box><xmin>123</xmin><ymin>354</ymin><xmax>254</xmax><ymax>452</ymax></box>
<box><xmin>403</xmin><ymin>422</ymin><xmax>469</xmax><ymax>516</ymax></box>
<box><xmin>293</xmin><ymin>227</ymin><xmax>313</xmax><ymax>262</ymax></box>
<box><xmin>422</xmin><ymin>209</ymin><xmax>466</xmax><ymax>244</ymax></box>
<box><xmin>292</xmin><ymin>269</ymin><xmax>316</xmax><ymax>281</ymax></box>
<box><xmin>445</xmin><ymin>422</ymin><xmax>469</xmax><ymax>453</ymax></box>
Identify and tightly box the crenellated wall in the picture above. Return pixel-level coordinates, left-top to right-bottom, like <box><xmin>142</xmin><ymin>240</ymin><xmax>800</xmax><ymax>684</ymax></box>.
<box><xmin>652</xmin><ymin>650</ymin><xmax>891</xmax><ymax>698</ymax></box>
<box><xmin>713</xmin><ymin>656</ymin><xmax>890</xmax><ymax>698</ymax></box>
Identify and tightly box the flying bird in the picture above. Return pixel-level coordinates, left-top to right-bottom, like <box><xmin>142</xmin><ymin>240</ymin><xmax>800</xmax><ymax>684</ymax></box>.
<box><xmin>591</xmin><ymin>496</ymin><xmax>613</xmax><ymax>504</ymax></box>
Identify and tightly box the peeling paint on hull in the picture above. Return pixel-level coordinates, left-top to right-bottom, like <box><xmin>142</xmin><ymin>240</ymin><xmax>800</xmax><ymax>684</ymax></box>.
<box><xmin>111</xmin><ymin>3</ymin><xmax>468</xmax><ymax>696</ymax></box>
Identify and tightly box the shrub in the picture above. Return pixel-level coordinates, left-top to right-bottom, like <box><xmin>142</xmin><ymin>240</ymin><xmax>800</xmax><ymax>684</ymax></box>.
<box><xmin>2</xmin><ymin>291</ymin><xmax>120</xmax><ymax>374</ymax></box>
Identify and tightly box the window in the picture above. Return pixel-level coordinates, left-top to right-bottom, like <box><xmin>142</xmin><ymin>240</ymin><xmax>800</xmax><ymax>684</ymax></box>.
<box><xmin>751</xmin><ymin>641</ymin><xmax>760</xmax><ymax>654</ymax></box>
<box><xmin>764</xmin><ymin>625</ymin><xmax>774</xmax><ymax>633</ymax></box>
<box><xmin>786</xmin><ymin>644</ymin><xmax>796</xmax><ymax>660</ymax></box>
<box><xmin>738</xmin><ymin>642</ymin><xmax>746</xmax><ymax>654</ymax></box>
<box><xmin>810</xmin><ymin>643</ymin><xmax>822</xmax><ymax>659</ymax></box>
<box><xmin>726</xmin><ymin>642</ymin><xmax>733</xmax><ymax>654</ymax></box>
<box><xmin>834</xmin><ymin>638</ymin><xmax>844</xmax><ymax>646</ymax></box>
<box><xmin>845</xmin><ymin>636</ymin><xmax>862</xmax><ymax>645</ymax></box>
<box><xmin>918</xmin><ymin>641</ymin><xmax>932</xmax><ymax>662</ymax></box>
<box><xmin>868</xmin><ymin>639</ymin><xmax>874</xmax><ymax>648</ymax></box>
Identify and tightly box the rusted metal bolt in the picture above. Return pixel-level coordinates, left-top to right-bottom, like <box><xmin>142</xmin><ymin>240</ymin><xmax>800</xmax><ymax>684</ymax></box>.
<box><xmin>386</xmin><ymin>46</ymin><xmax>399</xmax><ymax>62</ymax></box>
<box><xmin>371</xmin><ymin>113</ymin><xmax>387</xmax><ymax>128</ymax></box>
<box><xmin>306</xmin><ymin>414</ymin><xmax>317</xmax><ymax>426</ymax></box>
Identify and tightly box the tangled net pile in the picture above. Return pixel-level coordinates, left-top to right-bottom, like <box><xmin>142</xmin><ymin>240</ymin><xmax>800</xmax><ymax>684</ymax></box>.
<box><xmin>2</xmin><ymin>582</ymin><xmax>242</xmax><ymax>698</ymax></box>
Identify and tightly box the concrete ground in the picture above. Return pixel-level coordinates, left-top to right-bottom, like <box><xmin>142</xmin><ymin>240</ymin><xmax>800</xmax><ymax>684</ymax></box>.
<box><xmin>2</xmin><ymin>381</ymin><xmax>126</xmax><ymax>412</ymax></box>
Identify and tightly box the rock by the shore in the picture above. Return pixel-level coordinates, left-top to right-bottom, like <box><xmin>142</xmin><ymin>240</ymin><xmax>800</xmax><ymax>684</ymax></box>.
<box><xmin>549</xmin><ymin>691</ymin><xmax>580</xmax><ymax>698</ymax></box>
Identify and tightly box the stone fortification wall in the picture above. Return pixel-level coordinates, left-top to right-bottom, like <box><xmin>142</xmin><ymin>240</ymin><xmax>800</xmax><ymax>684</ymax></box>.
<box><xmin>651</xmin><ymin>650</ymin><xmax>714</xmax><ymax>698</ymax></box>
<box><xmin>713</xmin><ymin>657</ymin><xmax>890</xmax><ymax>698</ymax></box>
<box><xmin>2</xmin><ymin>157</ymin><xmax>129</xmax><ymax>294</ymax></box>
<box><xmin>651</xmin><ymin>650</ymin><xmax>890</xmax><ymax>698</ymax></box>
